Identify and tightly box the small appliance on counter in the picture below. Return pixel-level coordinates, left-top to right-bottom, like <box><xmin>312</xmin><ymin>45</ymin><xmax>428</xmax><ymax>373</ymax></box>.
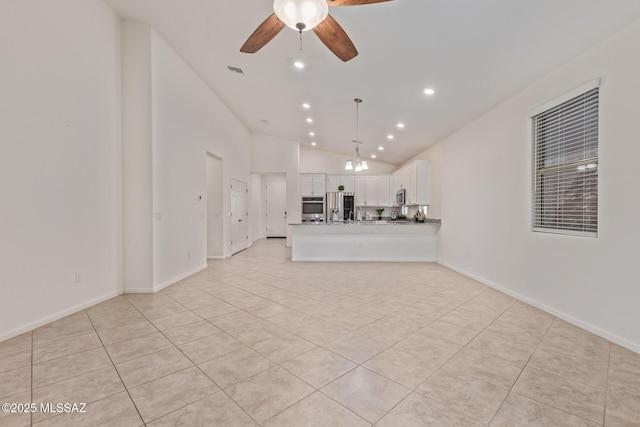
<box><xmin>390</xmin><ymin>210</ymin><xmax>397</xmax><ymax>220</ymax></box>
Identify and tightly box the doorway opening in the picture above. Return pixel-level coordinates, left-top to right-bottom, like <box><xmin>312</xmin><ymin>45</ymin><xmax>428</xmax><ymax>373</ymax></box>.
<box><xmin>264</xmin><ymin>175</ymin><xmax>287</xmax><ymax>238</ymax></box>
<box><xmin>230</xmin><ymin>178</ymin><xmax>249</xmax><ymax>255</ymax></box>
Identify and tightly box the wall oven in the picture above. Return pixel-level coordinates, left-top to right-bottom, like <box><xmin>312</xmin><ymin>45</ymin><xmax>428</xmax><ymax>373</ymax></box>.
<box><xmin>301</xmin><ymin>196</ymin><xmax>325</xmax><ymax>221</ymax></box>
<box><xmin>396</xmin><ymin>188</ymin><xmax>406</xmax><ymax>205</ymax></box>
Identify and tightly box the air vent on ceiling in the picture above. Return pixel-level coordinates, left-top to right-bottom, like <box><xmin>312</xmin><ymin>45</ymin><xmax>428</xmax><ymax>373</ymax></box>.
<box><xmin>227</xmin><ymin>65</ymin><xmax>245</xmax><ymax>75</ymax></box>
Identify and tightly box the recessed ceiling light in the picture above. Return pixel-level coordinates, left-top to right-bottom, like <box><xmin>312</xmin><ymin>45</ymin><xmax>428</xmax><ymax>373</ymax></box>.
<box><xmin>371</xmin><ymin>154</ymin><xmax>377</xmax><ymax>159</ymax></box>
<box><xmin>302</xmin><ymin>103</ymin><xmax>311</xmax><ymax>109</ymax></box>
<box><xmin>294</xmin><ymin>61</ymin><xmax>305</xmax><ymax>69</ymax></box>
<box><xmin>397</xmin><ymin>123</ymin><xmax>405</xmax><ymax>129</ymax></box>
<box><xmin>309</xmin><ymin>131</ymin><xmax>315</xmax><ymax>136</ymax></box>
<box><xmin>306</xmin><ymin>118</ymin><xmax>313</xmax><ymax>123</ymax></box>
<box><xmin>311</xmin><ymin>142</ymin><xmax>317</xmax><ymax>146</ymax></box>
<box><xmin>378</xmin><ymin>146</ymin><xmax>384</xmax><ymax>151</ymax></box>
<box><xmin>387</xmin><ymin>135</ymin><xmax>394</xmax><ymax>140</ymax></box>
<box><xmin>424</xmin><ymin>88</ymin><xmax>435</xmax><ymax>95</ymax></box>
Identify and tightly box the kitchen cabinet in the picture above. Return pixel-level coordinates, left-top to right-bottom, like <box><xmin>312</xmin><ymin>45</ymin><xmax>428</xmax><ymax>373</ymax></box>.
<box><xmin>354</xmin><ymin>175</ymin><xmax>392</xmax><ymax>206</ymax></box>
<box><xmin>376</xmin><ymin>175</ymin><xmax>391</xmax><ymax>206</ymax></box>
<box><xmin>392</xmin><ymin>160</ymin><xmax>430</xmax><ymax>205</ymax></box>
<box><xmin>326</xmin><ymin>175</ymin><xmax>355</xmax><ymax>193</ymax></box>
<box><xmin>354</xmin><ymin>176</ymin><xmax>367</xmax><ymax>206</ymax></box>
<box><xmin>300</xmin><ymin>174</ymin><xmax>326</xmax><ymax>196</ymax></box>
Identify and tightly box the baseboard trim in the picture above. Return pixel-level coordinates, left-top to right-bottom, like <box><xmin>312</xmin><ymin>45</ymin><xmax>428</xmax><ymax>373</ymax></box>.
<box><xmin>207</xmin><ymin>256</ymin><xmax>225</xmax><ymax>260</ymax></box>
<box><xmin>124</xmin><ymin>264</ymin><xmax>208</xmax><ymax>294</ymax></box>
<box><xmin>0</xmin><ymin>290</ymin><xmax>122</xmax><ymax>343</ymax></box>
<box><xmin>438</xmin><ymin>261</ymin><xmax>640</xmax><ymax>354</ymax></box>
<box><xmin>292</xmin><ymin>257</ymin><xmax>437</xmax><ymax>263</ymax></box>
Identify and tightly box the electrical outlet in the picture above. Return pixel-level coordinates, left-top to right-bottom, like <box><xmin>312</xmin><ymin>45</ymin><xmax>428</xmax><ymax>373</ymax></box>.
<box><xmin>75</xmin><ymin>271</ymin><xmax>82</xmax><ymax>284</ymax></box>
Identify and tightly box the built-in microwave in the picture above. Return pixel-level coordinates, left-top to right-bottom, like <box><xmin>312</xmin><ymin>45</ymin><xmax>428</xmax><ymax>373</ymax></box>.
<box><xmin>396</xmin><ymin>188</ymin><xmax>406</xmax><ymax>205</ymax></box>
<box><xmin>301</xmin><ymin>196</ymin><xmax>325</xmax><ymax>220</ymax></box>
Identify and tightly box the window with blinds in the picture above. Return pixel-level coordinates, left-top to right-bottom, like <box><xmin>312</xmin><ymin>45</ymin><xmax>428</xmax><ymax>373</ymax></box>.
<box><xmin>532</xmin><ymin>86</ymin><xmax>599</xmax><ymax>237</ymax></box>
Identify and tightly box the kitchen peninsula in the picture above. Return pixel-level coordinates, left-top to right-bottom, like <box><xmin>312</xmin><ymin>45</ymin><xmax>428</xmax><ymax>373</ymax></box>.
<box><xmin>291</xmin><ymin>220</ymin><xmax>440</xmax><ymax>262</ymax></box>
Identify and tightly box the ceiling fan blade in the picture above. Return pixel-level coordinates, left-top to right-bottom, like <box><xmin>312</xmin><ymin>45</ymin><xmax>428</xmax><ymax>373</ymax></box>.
<box><xmin>313</xmin><ymin>15</ymin><xmax>358</xmax><ymax>62</ymax></box>
<box><xmin>327</xmin><ymin>0</ymin><xmax>392</xmax><ymax>6</ymax></box>
<box><xmin>240</xmin><ymin>13</ymin><xmax>285</xmax><ymax>53</ymax></box>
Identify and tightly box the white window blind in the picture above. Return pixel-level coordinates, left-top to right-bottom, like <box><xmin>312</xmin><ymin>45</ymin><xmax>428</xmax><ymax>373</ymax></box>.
<box><xmin>532</xmin><ymin>87</ymin><xmax>599</xmax><ymax>236</ymax></box>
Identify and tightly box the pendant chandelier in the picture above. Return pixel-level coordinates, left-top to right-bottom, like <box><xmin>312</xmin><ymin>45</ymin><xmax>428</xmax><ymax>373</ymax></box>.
<box><xmin>345</xmin><ymin>98</ymin><xmax>368</xmax><ymax>172</ymax></box>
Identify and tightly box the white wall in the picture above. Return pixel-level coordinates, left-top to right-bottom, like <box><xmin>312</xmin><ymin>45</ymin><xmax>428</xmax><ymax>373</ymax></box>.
<box><xmin>300</xmin><ymin>146</ymin><xmax>396</xmax><ymax>175</ymax></box>
<box><xmin>414</xmin><ymin>18</ymin><xmax>640</xmax><ymax>352</ymax></box>
<box><xmin>249</xmin><ymin>174</ymin><xmax>266</xmax><ymax>242</ymax></box>
<box><xmin>122</xmin><ymin>21</ymin><xmax>153</xmax><ymax>292</ymax></box>
<box><xmin>0</xmin><ymin>0</ymin><xmax>122</xmax><ymax>340</ymax></box>
<box><xmin>150</xmin><ymin>30</ymin><xmax>251</xmax><ymax>288</ymax></box>
<box><xmin>207</xmin><ymin>154</ymin><xmax>224</xmax><ymax>258</ymax></box>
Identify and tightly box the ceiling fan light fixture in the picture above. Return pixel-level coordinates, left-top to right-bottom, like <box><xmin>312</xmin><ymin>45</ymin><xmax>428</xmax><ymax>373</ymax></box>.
<box><xmin>273</xmin><ymin>0</ymin><xmax>329</xmax><ymax>32</ymax></box>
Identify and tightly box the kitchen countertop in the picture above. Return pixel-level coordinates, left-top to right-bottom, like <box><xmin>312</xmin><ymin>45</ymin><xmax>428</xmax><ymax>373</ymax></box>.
<box><xmin>291</xmin><ymin>218</ymin><xmax>441</xmax><ymax>226</ymax></box>
<box><xmin>291</xmin><ymin>218</ymin><xmax>439</xmax><ymax>262</ymax></box>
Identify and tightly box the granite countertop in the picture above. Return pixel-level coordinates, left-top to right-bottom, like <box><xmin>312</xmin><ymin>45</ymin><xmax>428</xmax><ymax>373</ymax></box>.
<box><xmin>292</xmin><ymin>219</ymin><xmax>441</xmax><ymax>226</ymax></box>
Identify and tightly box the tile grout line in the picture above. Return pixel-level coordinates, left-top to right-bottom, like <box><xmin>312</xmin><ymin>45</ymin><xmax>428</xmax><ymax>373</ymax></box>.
<box><xmin>134</xmin><ymin>289</ymin><xmax>259</xmax><ymax>425</ymax></box>
<box><xmin>602</xmin><ymin>342</ymin><xmax>611</xmax><ymax>426</ymax></box>
<box><xmin>85</xmin><ymin>306</ymin><xmax>147</xmax><ymax>427</ymax></box>
<box><xmin>30</xmin><ymin>331</ymin><xmax>33</xmax><ymax>427</ymax></box>
<box><xmin>484</xmin><ymin>310</ymin><xmax>555</xmax><ymax>426</ymax></box>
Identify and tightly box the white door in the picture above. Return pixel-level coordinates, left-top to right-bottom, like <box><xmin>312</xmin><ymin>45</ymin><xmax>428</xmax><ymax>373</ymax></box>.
<box><xmin>230</xmin><ymin>179</ymin><xmax>248</xmax><ymax>254</ymax></box>
<box><xmin>264</xmin><ymin>175</ymin><xmax>287</xmax><ymax>237</ymax></box>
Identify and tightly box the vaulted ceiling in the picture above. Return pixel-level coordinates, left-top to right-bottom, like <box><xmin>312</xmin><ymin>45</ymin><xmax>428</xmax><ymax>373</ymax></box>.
<box><xmin>103</xmin><ymin>0</ymin><xmax>640</xmax><ymax>165</ymax></box>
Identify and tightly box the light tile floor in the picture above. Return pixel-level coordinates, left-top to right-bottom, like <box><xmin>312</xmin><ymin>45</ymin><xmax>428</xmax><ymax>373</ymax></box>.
<box><xmin>1</xmin><ymin>238</ymin><xmax>639</xmax><ymax>426</ymax></box>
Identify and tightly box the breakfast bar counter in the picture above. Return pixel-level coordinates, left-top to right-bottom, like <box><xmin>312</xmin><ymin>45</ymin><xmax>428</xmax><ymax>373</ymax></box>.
<box><xmin>291</xmin><ymin>220</ymin><xmax>440</xmax><ymax>262</ymax></box>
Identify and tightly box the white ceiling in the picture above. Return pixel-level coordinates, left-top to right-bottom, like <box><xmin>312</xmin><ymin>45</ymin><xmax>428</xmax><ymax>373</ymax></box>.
<box><xmin>103</xmin><ymin>0</ymin><xmax>640</xmax><ymax>165</ymax></box>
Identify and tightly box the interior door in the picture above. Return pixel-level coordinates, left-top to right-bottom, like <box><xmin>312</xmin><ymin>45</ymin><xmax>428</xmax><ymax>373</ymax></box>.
<box><xmin>264</xmin><ymin>175</ymin><xmax>287</xmax><ymax>237</ymax></box>
<box><xmin>230</xmin><ymin>179</ymin><xmax>248</xmax><ymax>254</ymax></box>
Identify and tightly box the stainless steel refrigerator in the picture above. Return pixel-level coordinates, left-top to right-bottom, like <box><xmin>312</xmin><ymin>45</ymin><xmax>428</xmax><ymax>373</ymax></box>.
<box><xmin>325</xmin><ymin>192</ymin><xmax>355</xmax><ymax>222</ymax></box>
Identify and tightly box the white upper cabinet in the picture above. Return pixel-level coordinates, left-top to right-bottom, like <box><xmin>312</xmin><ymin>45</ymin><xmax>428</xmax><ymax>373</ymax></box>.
<box><xmin>354</xmin><ymin>176</ymin><xmax>367</xmax><ymax>206</ymax></box>
<box><xmin>300</xmin><ymin>174</ymin><xmax>326</xmax><ymax>196</ymax></box>
<box><xmin>354</xmin><ymin>175</ymin><xmax>392</xmax><ymax>206</ymax></box>
<box><xmin>326</xmin><ymin>175</ymin><xmax>355</xmax><ymax>193</ymax></box>
<box><xmin>376</xmin><ymin>175</ymin><xmax>391</xmax><ymax>206</ymax></box>
<box><xmin>392</xmin><ymin>160</ymin><xmax>430</xmax><ymax>205</ymax></box>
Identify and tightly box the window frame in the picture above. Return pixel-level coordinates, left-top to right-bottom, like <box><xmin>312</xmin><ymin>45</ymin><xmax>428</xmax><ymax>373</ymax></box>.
<box><xmin>530</xmin><ymin>80</ymin><xmax>600</xmax><ymax>238</ymax></box>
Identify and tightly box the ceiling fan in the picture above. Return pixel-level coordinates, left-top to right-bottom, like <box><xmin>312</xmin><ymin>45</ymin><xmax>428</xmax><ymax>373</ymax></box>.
<box><xmin>240</xmin><ymin>0</ymin><xmax>392</xmax><ymax>62</ymax></box>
